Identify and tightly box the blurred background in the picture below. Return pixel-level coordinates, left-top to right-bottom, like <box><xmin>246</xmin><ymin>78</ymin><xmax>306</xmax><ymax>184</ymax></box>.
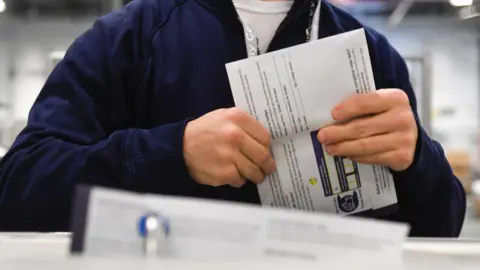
<box><xmin>0</xmin><ymin>0</ymin><xmax>479</xmax><ymax>237</ymax></box>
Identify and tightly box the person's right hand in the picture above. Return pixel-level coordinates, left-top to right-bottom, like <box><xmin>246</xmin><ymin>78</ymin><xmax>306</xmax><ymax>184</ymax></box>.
<box><xmin>183</xmin><ymin>108</ymin><xmax>276</xmax><ymax>188</ymax></box>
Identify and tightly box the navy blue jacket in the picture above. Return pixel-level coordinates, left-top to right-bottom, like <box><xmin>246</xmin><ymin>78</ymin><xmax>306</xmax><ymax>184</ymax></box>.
<box><xmin>0</xmin><ymin>0</ymin><xmax>466</xmax><ymax>236</ymax></box>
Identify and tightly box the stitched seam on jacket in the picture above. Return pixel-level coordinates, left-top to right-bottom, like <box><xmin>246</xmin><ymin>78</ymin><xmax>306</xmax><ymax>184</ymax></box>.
<box><xmin>146</xmin><ymin>0</ymin><xmax>190</xmax><ymax>62</ymax></box>
<box><xmin>123</xmin><ymin>129</ymin><xmax>138</xmax><ymax>178</ymax></box>
<box><xmin>136</xmin><ymin>0</ymin><xmax>191</xmax><ymax>124</ymax></box>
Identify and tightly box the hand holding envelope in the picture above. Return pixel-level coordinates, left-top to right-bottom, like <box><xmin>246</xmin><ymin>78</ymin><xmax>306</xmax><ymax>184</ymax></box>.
<box><xmin>317</xmin><ymin>89</ymin><xmax>418</xmax><ymax>171</ymax></box>
<box><xmin>184</xmin><ymin>108</ymin><xmax>276</xmax><ymax>188</ymax></box>
<box><xmin>226</xmin><ymin>29</ymin><xmax>399</xmax><ymax>214</ymax></box>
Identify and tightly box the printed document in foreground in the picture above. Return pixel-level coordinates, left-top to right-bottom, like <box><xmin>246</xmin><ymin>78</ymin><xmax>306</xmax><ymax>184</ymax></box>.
<box><xmin>71</xmin><ymin>186</ymin><xmax>409</xmax><ymax>262</ymax></box>
<box><xmin>225</xmin><ymin>29</ymin><xmax>397</xmax><ymax>216</ymax></box>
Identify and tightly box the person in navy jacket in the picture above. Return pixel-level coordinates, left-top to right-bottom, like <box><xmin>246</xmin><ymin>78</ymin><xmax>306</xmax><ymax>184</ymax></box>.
<box><xmin>0</xmin><ymin>0</ymin><xmax>466</xmax><ymax>236</ymax></box>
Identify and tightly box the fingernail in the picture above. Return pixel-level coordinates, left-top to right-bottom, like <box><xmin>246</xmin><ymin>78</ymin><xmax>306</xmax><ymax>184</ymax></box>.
<box><xmin>332</xmin><ymin>107</ymin><xmax>343</xmax><ymax>120</ymax></box>
<box><xmin>263</xmin><ymin>160</ymin><xmax>275</xmax><ymax>175</ymax></box>
<box><xmin>317</xmin><ymin>130</ymin><xmax>326</xmax><ymax>143</ymax></box>
<box><xmin>325</xmin><ymin>145</ymin><xmax>334</xmax><ymax>155</ymax></box>
<box><xmin>269</xmin><ymin>160</ymin><xmax>277</xmax><ymax>174</ymax></box>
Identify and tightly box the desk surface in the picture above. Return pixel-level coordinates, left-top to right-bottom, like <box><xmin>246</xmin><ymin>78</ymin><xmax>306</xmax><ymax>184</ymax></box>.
<box><xmin>1</xmin><ymin>233</ymin><xmax>479</xmax><ymax>270</ymax></box>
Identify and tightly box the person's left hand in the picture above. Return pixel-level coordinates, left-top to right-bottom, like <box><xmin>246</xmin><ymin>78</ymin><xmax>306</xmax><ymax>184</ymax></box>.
<box><xmin>317</xmin><ymin>89</ymin><xmax>418</xmax><ymax>171</ymax></box>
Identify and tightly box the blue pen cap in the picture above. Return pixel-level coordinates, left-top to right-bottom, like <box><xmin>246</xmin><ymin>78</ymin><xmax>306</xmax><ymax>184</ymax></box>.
<box><xmin>138</xmin><ymin>213</ymin><xmax>170</xmax><ymax>238</ymax></box>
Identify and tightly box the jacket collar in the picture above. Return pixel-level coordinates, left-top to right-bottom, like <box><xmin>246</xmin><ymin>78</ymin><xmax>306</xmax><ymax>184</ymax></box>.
<box><xmin>193</xmin><ymin>0</ymin><xmax>342</xmax><ymax>41</ymax></box>
<box><xmin>195</xmin><ymin>0</ymin><xmax>312</xmax><ymax>15</ymax></box>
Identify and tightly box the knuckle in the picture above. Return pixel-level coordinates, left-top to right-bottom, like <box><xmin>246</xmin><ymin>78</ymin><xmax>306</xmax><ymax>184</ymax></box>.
<box><xmin>221</xmin><ymin>124</ymin><xmax>244</xmax><ymax>144</ymax></box>
<box><xmin>219</xmin><ymin>166</ymin><xmax>238</xmax><ymax>181</ymax></box>
<box><xmin>391</xmin><ymin>89</ymin><xmax>409</xmax><ymax>103</ymax></box>
<box><xmin>353</xmin><ymin>120</ymin><xmax>370</xmax><ymax>138</ymax></box>
<box><xmin>397</xmin><ymin>110</ymin><xmax>413</xmax><ymax>128</ymax></box>
<box><xmin>358</xmin><ymin>139</ymin><xmax>369</xmax><ymax>153</ymax></box>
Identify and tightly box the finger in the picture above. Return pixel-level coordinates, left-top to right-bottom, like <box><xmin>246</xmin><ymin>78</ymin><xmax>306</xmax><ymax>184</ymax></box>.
<box><xmin>229</xmin><ymin>179</ymin><xmax>247</xmax><ymax>188</ymax></box>
<box><xmin>325</xmin><ymin>132</ymin><xmax>402</xmax><ymax>157</ymax></box>
<box><xmin>226</xmin><ymin>108</ymin><xmax>271</xmax><ymax>146</ymax></box>
<box><xmin>234</xmin><ymin>152</ymin><xmax>266</xmax><ymax>184</ymax></box>
<box><xmin>348</xmin><ymin>151</ymin><xmax>397</xmax><ymax>166</ymax></box>
<box><xmin>348</xmin><ymin>150</ymin><xmax>411</xmax><ymax>171</ymax></box>
<box><xmin>332</xmin><ymin>89</ymin><xmax>409</xmax><ymax>121</ymax></box>
<box><xmin>318</xmin><ymin>108</ymin><xmax>407</xmax><ymax>144</ymax></box>
<box><xmin>227</xmin><ymin>172</ymin><xmax>247</xmax><ymax>188</ymax></box>
<box><xmin>239</xmin><ymin>134</ymin><xmax>276</xmax><ymax>175</ymax></box>
<box><xmin>219</xmin><ymin>164</ymin><xmax>246</xmax><ymax>188</ymax></box>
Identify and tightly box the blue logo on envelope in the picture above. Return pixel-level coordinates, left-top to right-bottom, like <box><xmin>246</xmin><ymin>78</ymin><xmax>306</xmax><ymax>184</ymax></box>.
<box><xmin>337</xmin><ymin>191</ymin><xmax>359</xmax><ymax>213</ymax></box>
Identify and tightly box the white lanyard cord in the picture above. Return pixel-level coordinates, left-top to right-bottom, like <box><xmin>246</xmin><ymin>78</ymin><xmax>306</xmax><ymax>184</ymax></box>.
<box><xmin>308</xmin><ymin>0</ymin><xmax>321</xmax><ymax>42</ymax></box>
<box><xmin>241</xmin><ymin>0</ymin><xmax>322</xmax><ymax>58</ymax></box>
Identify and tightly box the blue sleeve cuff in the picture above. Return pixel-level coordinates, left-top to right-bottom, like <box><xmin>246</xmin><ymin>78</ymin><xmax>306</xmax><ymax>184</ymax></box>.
<box><xmin>124</xmin><ymin>119</ymin><xmax>195</xmax><ymax>194</ymax></box>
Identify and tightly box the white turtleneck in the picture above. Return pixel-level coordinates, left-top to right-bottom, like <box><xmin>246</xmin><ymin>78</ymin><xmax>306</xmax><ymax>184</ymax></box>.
<box><xmin>233</xmin><ymin>0</ymin><xmax>294</xmax><ymax>54</ymax></box>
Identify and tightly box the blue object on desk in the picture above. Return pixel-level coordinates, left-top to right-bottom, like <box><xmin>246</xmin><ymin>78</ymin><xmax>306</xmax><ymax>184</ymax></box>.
<box><xmin>138</xmin><ymin>213</ymin><xmax>170</xmax><ymax>238</ymax></box>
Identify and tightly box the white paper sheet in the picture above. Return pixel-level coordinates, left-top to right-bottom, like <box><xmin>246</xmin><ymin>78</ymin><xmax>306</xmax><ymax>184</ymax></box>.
<box><xmin>225</xmin><ymin>29</ymin><xmax>397</xmax><ymax>215</ymax></box>
<box><xmin>80</xmin><ymin>187</ymin><xmax>408</xmax><ymax>262</ymax></box>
